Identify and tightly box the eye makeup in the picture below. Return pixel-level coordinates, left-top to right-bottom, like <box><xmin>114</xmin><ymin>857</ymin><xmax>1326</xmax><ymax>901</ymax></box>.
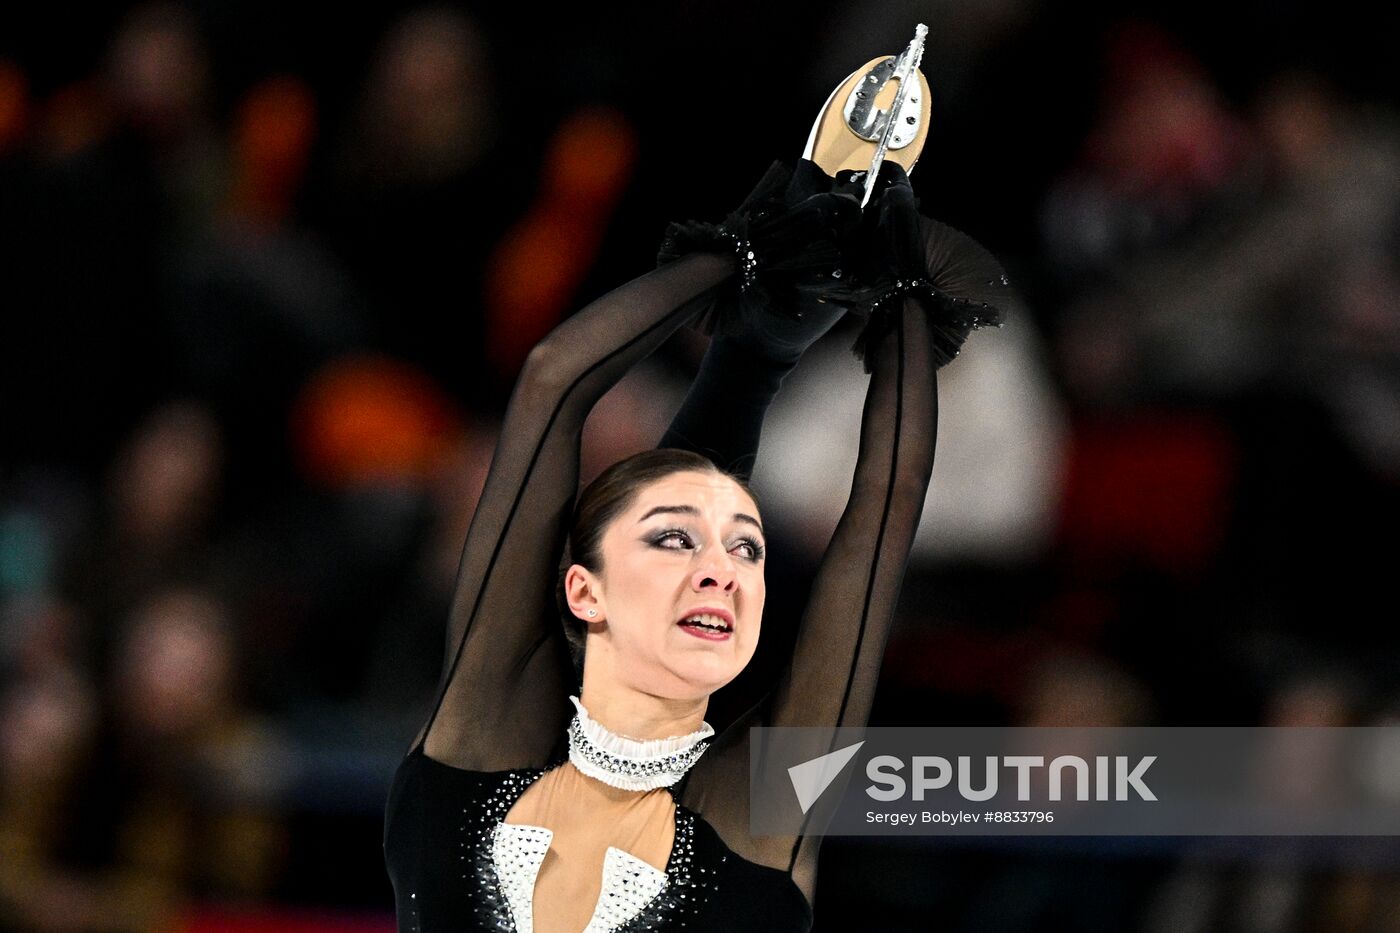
<box><xmin>647</xmin><ymin>526</ymin><xmax>765</xmax><ymax>562</ymax></box>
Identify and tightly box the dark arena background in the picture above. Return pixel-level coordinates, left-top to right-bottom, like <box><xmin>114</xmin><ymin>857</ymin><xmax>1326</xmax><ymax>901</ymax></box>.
<box><xmin>2</xmin><ymin>2</ymin><xmax>1398</xmax><ymax>931</ymax></box>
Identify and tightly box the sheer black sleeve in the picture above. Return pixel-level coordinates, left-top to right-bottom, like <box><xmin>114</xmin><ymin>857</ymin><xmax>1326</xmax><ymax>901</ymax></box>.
<box><xmin>675</xmin><ymin>292</ymin><xmax>939</xmax><ymax>902</ymax></box>
<box><xmin>658</xmin><ymin>334</ymin><xmax>797</xmax><ymax>482</ymax></box>
<box><xmin>415</xmin><ymin>252</ymin><xmax>736</xmax><ymax>771</ymax></box>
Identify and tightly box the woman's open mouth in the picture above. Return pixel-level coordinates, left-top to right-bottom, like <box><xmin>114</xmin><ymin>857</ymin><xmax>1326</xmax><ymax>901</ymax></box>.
<box><xmin>677</xmin><ymin>612</ymin><xmax>733</xmax><ymax>640</ymax></box>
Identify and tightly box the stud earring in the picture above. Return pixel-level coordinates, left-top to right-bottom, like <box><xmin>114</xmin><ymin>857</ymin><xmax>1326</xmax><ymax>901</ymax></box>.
<box><xmin>586</xmin><ymin>609</ymin><xmax>598</xmax><ymax>617</ymax></box>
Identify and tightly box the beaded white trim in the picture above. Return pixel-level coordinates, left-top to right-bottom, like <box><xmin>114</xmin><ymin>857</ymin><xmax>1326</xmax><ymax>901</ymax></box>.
<box><xmin>492</xmin><ymin>822</ymin><xmax>552</xmax><ymax>933</ymax></box>
<box><xmin>584</xmin><ymin>846</ymin><xmax>669</xmax><ymax>932</ymax></box>
<box><xmin>567</xmin><ymin>695</ymin><xmax>715</xmax><ymax>791</ymax></box>
<box><xmin>492</xmin><ymin>823</ymin><xmax>668</xmax><ymax>933</ymax></box>
<box><xmin>472</xmin><ymin>767</ymin><xmax>714</xmax><ymax>931</ymax></box>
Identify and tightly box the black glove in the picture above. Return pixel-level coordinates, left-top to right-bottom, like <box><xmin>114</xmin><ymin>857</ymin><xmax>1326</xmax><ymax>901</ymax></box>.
<box><xmin>658</xmin><ymin>158</ymin><xmax>877</xmax><ymax>368</ymax></box>
<box><xmin>844</xmin><ymin>160</ymin><xmax>1015</xmax><ymax>371</ymax></box>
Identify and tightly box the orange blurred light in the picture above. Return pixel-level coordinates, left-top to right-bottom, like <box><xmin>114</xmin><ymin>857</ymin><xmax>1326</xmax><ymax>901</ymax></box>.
<box><xmin>227</xmin><ymin>75</ymin><xmax>317</xmax><ymax>225</ymax></box>
<box><xmin>290</xmin><ymin>355</ymin><xmax>465</xmax><ymax>488</ymax></box>
<box><xmin>485</xmin><ymin>105</ymin><xmax>639</xmax><ymax>378</ymax></box>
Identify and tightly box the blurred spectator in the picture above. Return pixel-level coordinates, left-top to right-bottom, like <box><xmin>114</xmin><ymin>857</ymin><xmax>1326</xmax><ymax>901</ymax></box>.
<box><xmin>0</xmin><ymin>663</ymin><xmax>99</xmax><ymax>931</ymax></box>
<box><xmin>101</xmin><ymin>2</ymin><xmax>224</xmax><ymax>219</ymax></box>
<box><xmin>1049</xmin><ymin>64</ymin><xmax>1400</xmax><ymax>470</ymax></box>
<box><xmin>308</xmin><ymin>6</ymin><xmax>522</xmax><ymax>411</ymax></box>
<box><xmin>277</xmin><ymin>355</ymin><xmax>464</xmax><ymax>702</ymax></box>
<box><xmin>1040</xmin><ymin>21</ymin><xmax>1254</xmax><ymax>293</ymax></box>
<box><xmin>1</xmin><ymin>3</ymin><xmax>223</xmax><ymax>473</ymax></box>
<box><xmin>0</xmin><ymin>586</ymin><xmax>287</xmax><ymax>933</ymax></box>
<box><xmin>63</xmin><ymin>400</ymin><xmax>225</xmax><ymax>629</ymax></box>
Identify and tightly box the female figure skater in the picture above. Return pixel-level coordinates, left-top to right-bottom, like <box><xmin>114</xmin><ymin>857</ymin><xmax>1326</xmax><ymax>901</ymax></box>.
<box><xmin>383</xmin><ymin>27</ymin><xmax>1012</xmax><ymax>932</ymax></box>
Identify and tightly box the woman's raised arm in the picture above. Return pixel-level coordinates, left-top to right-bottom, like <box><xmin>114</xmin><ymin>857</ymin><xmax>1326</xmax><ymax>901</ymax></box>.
<box><xmin>417</xmin><ymin>252</ymin><xmax>735</xmax><ymax>772</ymax></box>
<box><xmin>678</xmin><ymin>172</ymin><xmax>1013</xmax><ymax>905</ymax></box>
<box><xmin>675</xmin><ymin>290</ymin><xmax>940</xmax><ymax>900</ymax></box>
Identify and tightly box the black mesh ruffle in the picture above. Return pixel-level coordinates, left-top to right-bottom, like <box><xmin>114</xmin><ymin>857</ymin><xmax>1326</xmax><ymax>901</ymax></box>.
<box><xmin>658</xmin><ymin>157</ymin><xmax>1015</xmax><ymax>371</ymax></box>
<box><xmin>844</xmin><ymin>160</ymin><xmax>1014</xmax><ymax>372</ymax></box>
<box><xmin>656</xmin><ymin>158</ymin><xmax>875</xmax><ymax>339</ymax></box>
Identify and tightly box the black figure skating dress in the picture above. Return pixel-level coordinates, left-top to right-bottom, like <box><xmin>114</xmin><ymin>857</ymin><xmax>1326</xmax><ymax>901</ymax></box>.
<box><xmin>382</xmin><ymin>157</ymin><xmax>1012</xmax><ymax>932</ymax></box>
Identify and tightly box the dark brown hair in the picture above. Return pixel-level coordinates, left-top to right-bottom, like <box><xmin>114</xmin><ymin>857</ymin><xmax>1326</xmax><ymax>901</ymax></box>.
<box><xmin>555</xmin><ymin>448</ymin><xmax>761</xmax><ymax>686</ymax></box>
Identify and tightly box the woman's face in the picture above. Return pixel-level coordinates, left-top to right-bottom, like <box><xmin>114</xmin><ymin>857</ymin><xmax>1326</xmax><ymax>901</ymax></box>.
<box><xmin>571</xmin><ymin>470</ymin><xmax>766</xmax><ymax>697</ymax></box>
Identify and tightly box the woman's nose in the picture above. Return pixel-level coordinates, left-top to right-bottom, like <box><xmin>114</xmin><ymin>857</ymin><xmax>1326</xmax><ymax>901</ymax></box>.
<box><xmin>690</xmin><ymin>555</ymin><xmax>737</xmax><ymax>593</ymax></box>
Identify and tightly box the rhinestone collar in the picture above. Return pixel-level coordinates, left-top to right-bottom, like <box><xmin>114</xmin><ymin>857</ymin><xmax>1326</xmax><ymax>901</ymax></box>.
<box><xmin>566</xmin><ymin>694</ymin><xmax>715</xmax><ymax>791</ymax></box>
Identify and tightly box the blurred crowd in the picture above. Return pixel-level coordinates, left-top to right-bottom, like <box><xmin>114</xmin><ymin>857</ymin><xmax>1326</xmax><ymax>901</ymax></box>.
<box><xmin>1</xmin><ymin>1</ymin><xmax>1398</xmax><ymax>931</ymax></box>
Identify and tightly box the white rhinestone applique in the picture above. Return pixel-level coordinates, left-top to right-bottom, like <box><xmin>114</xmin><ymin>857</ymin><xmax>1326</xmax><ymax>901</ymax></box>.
<box><xmin>492</xmin><ymin>822</ymin><xmax>554</xmax><ymax>933</ymax></box>
<box><xmin>468</xmin><ymin>770</ymin><xmax>542</xmax><ymax>929</ymax></box>
<box><xmin>582</xmin><ymin>847</ymin><xmax>668</xmax><ymax>933</ymax></box>
<box><xmin>464</xmin><ymin>766</ymin><xmax>719</xmax><ymax>931</ymax></box>
<box><xmin>489</xmin><ymin>821</ymin><xmax>671</xmax><ymax>931</ymax></box>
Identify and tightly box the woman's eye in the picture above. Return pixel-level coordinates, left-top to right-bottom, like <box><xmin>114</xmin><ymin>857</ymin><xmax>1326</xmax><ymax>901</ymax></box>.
<box><xmin>656</xmin><ymin>531</ymin><xmax>692</xmax><ymax>549</ymax></box>
<box><xmin>733</xmin><ymin>539</ymin><xmax>765</xmax><ymax>561</ymax></box>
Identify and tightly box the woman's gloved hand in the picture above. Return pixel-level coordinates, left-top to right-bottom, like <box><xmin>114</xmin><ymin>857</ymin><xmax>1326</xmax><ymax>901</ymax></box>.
<box><xmin>845</xmin><ymin>160</ymin><xmax>1015</xmax><ymax>371</ymax></box>
<box><xmin>658</xmin><ymin>158</ymin><xmax>878</xmax><ymax>368</ymax></box>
